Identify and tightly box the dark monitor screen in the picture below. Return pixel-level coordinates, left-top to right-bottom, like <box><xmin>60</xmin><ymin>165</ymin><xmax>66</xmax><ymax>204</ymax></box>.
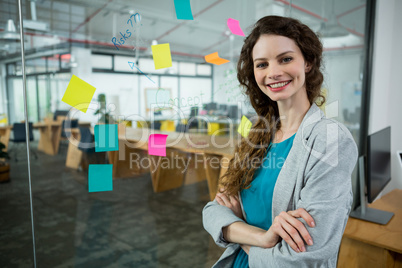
<box><xmin>53</xmin><ymin>110</ymin><xmax>69</xmax><ymax>121</ymax></box>
<box><xmin>367</xmin><ymin>126</ymin><xmax>391</xmax><ymax>203</ymax></box>
<box><xmin>190</xmin><ymin>106</ymin><xmax>199</xmax><ymax>117</ymax></box>
<box><xmin>218</xmin><ymin>104</ymin><xmax>228</xmax><ymax>111</ymax></box>
<box><xmin>206</xmin><ymin>102</ymin><xmax>217</xmax><ymax>111</ymax></box>
<box><xmin>228</xmin><ymin>105</ymin><xmax>238</xmax><ymax>119</ymax></box>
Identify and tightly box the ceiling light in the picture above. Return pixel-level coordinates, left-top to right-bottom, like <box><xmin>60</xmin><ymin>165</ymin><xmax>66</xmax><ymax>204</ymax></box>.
<box><xmin>318</xmin><ymin>18</ymin><xmax>349</xmax><ymax>38</ymax></box>
<box><xmin>0</xmin><ymin>19</ymin><xmax>21</xmax><ymax>42</ymax></box>
<box><xmin>317</xmin><ymin>0</ymin><xmax>349</xmax><ymax>38</ymax></box>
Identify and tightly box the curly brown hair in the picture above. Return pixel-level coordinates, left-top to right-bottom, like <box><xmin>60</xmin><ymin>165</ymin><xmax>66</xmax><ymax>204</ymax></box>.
<box><xmin>219</xmin><ymin>15</ymin><xmax>326</xmax><ymax>196</ymax></box>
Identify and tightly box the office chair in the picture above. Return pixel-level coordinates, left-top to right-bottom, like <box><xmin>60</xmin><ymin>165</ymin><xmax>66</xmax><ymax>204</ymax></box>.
<box><xmin>150</xmin><ymin>121</ymin><xmax>162</xmax><ymax>130</ymax></box>
<box><xmin>188</xmin><ymin>106</ymin><xmax>199</xmax><ymax>129</ymax></box>
<box><xmin>59</xmin><ymin>119</ymin><xmax>79</xmax><ymax>153</ymax></box>
<box><xmin>78</xmin><ymin>127</ymin><xmax>95</xmax><ymax>153</ymax></box>
<box><xmin>9</xmin><ymin>122</ymin><xmax>38</xmax><ymax>162</ymax></box>
<box><xmin>78</xmin><ymin>127</ymin><xmax>106</xmax><ymax>172</ymax></box>
<box><xmin>175</xmin><ymin>123</ymin><xmax>187</xmax><ymax>133</ymax></box>
<box><xmin>61</xmin><ymin>119</ymin><xmax>79</xmax><ymax>139</ymax></box>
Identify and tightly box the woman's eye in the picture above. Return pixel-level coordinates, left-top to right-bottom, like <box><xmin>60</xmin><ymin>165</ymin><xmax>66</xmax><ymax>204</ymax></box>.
<box><xmin>256</xmin><ymin>63</ymin><xmax>268</xmax><ymax>68</ymax></box>
<box><xmin>282</xmin><ymin>57</ymin><xmax>292</xmax><ymax>63</ymax></box>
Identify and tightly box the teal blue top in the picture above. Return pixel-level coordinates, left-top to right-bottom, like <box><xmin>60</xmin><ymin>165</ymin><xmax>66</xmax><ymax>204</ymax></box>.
<box><xmin>232</xmin><ymin>133</ymin><xmax>296</xmax><ymax>268</ymax></box>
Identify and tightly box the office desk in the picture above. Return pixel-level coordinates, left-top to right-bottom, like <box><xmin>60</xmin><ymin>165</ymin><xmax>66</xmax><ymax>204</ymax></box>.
<box><xmin>0</xmin><ymin>125</ymin><xmax>12</xmax><ymax>151</ymax></box>
<box><xmin>108</xmin><ymin>127</ymin><xmax>237</xmax><ymax>198</ymax></box>
<box><xmin>65</xmin><ymin>128</ymin><xmax>82</xmax><ymax>169</ymax></box>
<box><xmin>34</xmin><ymin>121</ymin><xmax>91</xmax><ymax>155</ymax></box>
<box><xmin>34</xmin><ymin>121</ymin><xmax>63</xmax><ymax>155</ymax></box>
<box><xmin>338</xmin><ymin>189</ymin><xmax>402</xmax><ymax>267</ymax></box>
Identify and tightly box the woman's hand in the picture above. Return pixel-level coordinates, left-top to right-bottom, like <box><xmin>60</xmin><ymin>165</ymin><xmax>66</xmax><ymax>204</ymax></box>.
<box><xmin>260</xmin><ymin>208</ymin><xmax>315</xmax><ymax>253</ymax></box>
<box><xmin>215</xmin><ymin>191</ymin><xmax>243</xmax><ymax>220</ymax></box>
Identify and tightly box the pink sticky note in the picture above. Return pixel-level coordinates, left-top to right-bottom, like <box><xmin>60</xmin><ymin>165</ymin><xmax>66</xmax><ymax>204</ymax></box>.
<box><xmin>148</xmin><ymin>134</ymin><xmax>168</xmax><ymax>156</ymax></box>
<box><xmin>227</xmin><ymin>18</ymin><xmax>245</xmax><ymax>36</ymax></box>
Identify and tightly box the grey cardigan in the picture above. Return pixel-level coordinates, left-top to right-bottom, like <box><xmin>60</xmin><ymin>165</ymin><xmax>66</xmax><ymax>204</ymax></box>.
<box><xmin>202</xmin><ymin>103</ymin><xmax>358</xmax><ymax>268</ymax></box>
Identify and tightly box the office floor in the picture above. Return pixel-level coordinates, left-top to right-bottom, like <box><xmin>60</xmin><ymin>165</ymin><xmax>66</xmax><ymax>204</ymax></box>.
<box><xmin>0</xmin><ymin>143</ymin><xmax>224</xmax><ymax>268</ymax></box>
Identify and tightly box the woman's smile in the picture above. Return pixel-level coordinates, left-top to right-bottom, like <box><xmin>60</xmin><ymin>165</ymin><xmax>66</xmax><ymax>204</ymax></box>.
<box><xmin>267</xmin><ymin>80</ymin><xmax>292</xmax><ymax>92</ymax></box>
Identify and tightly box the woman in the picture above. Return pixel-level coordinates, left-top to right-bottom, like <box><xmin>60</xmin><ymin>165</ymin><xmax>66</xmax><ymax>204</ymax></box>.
<box><xmin>202</xmin><ymin>16</ymin><xmax>358</xmax><ymax>267</ymax></box>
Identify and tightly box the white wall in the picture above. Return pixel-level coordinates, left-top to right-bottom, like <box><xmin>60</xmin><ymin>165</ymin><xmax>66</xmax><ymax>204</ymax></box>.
<box><xmin>370</xmin><ymin>0</ymin><xmax>402</xmax><ymax>199</ymax></box>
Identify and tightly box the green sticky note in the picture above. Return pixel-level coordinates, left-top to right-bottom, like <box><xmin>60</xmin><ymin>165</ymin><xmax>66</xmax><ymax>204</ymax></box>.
<box><xmin>238</xmin><ymin>115</ymin><xmax>252</xmax><ymax>138</ymax></box>
<box><xmin>94</xmin><ymin>124</ymin><xmax>119</xmax><ymax>152</ymax></box>
<box><xmin>62</xmin><ymin>75</ymin><xmax>96</xmax><ymax>113</ymax></box>
<box><xmin>174</xmin><ymin>0</ymin><xmax>194</xmax><ymax>20</ymax></box>
<box><xmin>88</xmin><ymin>164</ymin><xmax>113</xmax><ymax>192</ymax></box>
<box><xmin>152</xmin><ymin>43</ymin><xmax>173</xmax><ymax>70</ymax></box>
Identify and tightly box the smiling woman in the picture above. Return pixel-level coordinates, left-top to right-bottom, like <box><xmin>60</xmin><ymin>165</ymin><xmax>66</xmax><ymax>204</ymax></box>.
<box><xmin>202</xmin><ymin>15</ymin><xmax>358</xmax><ymax>268</ymax></box>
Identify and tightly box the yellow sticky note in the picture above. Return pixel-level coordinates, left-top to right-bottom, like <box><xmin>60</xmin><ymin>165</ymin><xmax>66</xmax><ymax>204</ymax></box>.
<box><xmin>62</xmin><ymin>75</ymin><xmax>96</xmax><ymax>113</ymax></box>
<box><xmin>237</xmin><ymin>115</ymin><xmax>252</xmax><ymax>138</ymax></box>
<box><xmin>152</xmin><ymin>43</ymin><xmax>173</xmax><ymax>69</ymax></box>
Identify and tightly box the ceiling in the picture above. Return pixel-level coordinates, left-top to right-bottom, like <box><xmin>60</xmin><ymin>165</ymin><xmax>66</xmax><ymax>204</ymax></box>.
<box><xmin>0</xmin><ymin>0</ymin><xmax>367</xmax><ymax>62</ymax></box>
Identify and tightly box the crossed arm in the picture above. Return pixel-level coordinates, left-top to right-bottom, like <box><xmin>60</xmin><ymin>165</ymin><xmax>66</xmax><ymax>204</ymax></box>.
<box><xmin>215</xmin><ymin>192</ymin><xmax>315</xmax><ymax>254</ymax></box>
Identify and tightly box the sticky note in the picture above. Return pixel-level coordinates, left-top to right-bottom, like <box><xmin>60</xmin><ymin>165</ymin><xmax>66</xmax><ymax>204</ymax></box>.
<box><xmin>227</xmin><ymin>18</ymin><xmax>245</xmax><ymax>36</ymax></box>
<box><xmin>237</xmin><ymin>115</ymin><xmax>252</xmax><ymax>138</ymax></box>
<box><xmin>62</xmin><ymin>75</ymin><xmax>96</xmax><ymax>113</ymax></box>
<box><xmin>174</xmin><ymin>0</ymin><xmax>194</xmax><ymax>20</ymax></box>
<box><xmin>88</xmin><ymin>164</ymin><xmax>113</xmax><ymax>192</ymax></box>
<box><xmin>205</xmin><ymin>52</ymin><xmax>230</xmax><ymax>65</ymax></box>
<box><xmin>148</xmin><ymin>134</ymin><xmax>168</xmax><ymax>156</ymax></box>
<box><xmin>94</xmin><ymin>124</ymin><xmax>119</xmax><ymax>152</ymax></box>
<box><xmin>151</xmin><ymin>43</ymin><xmax>173</xmax><ymax>70</ymax></box>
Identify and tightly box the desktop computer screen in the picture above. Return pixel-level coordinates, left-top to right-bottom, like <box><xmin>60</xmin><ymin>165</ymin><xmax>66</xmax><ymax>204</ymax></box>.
<box><xmin>205</xmin><ymin>102</ymin><xmax>217</xmax><ymax>111</ymax></box>
<box><xmin>228</xmin><ymin>105</ymin><xmax>238</xmax><ymax>119</ymax></box>
<box><xmin>350</xmin><ymin>126</ymin><xmax>394</xmax><ymax>224</ymax></box>
<box><xmin>367</xmin><ymin>126</ymin><xmax>391</xmax><ymax>203</ymax></box>
<box><xmin>218</xmin><ymin>104</ymin><xmax>227</xmax><ymax>111</ymax></box>
<box><xmin>53</xmin><ymin>110</ymin><xmax>69</xmax><ymax>121</ymax></box>
<box><xmin>189</xmin><ymin>106</ymin><xmax>199</xmax><ymax>117</ymax></box>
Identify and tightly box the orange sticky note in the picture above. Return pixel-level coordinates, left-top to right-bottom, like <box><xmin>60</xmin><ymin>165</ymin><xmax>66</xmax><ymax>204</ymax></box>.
<box><xmin>62</xmin><ymin>75</ymin><xmax>96</xmax><ymax>113</ymax></box>
<box><xmin>205</xmin><ymin>52</ymin><xmax>230</xmax><ymax>65</ymax></box>
<box><xmin>152</xmin><ymin>43</ymin><xmax>173</xmax><ymax>70</ymax></box>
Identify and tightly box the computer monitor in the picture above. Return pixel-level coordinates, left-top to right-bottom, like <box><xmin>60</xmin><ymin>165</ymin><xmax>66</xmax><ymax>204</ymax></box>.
<box><xmin>190</xmin><ymin>106</ymin><xmax>199</xmax><ymax>117</ymax></box>
<box><xmin>228</xmin><ymin>105</ymin><xmax>238</xmax><ymax>119</ymax></box>
<box><xmin>53</xmin><ymin>110</ymin><xmax>69</xmax><ymax>121</ymax></box>
<box><xmin>218</xmin><ymin>104</ymin><xmax>228</xmax><ymax>111</ymax></box>
<box><xmin>349</xmin><ymin>126</ymin><xmax>394</xmax><ymax>225</ymax></box>
<box><xmin>206</xmin><ymin>102</ymin><xmax>217</xmax><ymax>111</ymax></box>
<box><xmin>397</xmin><ymin>150</ymin><xmax>402</xmax><ymax>169</ymax></box>
<box><xmin>367</xmin><ymin>126</ymin><xmax>391</xmax><ymax>203</ymax></box>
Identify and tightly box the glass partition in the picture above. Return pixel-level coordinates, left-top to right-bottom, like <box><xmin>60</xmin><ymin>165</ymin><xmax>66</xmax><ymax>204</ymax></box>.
<box><xmin>0</xmin><ymin>0</ymin><xmax>371</xmax><ymax>266</ymax></box>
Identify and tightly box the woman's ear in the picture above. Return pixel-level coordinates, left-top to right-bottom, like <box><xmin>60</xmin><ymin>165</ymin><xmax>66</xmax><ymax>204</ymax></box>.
<box><xmin>305</xmin><ymin>63</ymin><xmax>312</xmax><ymax>73</ymax></box>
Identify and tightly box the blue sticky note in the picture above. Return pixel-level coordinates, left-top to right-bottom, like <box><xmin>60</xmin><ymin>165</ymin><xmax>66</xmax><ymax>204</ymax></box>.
<box><xmin>88</xmin><ymin>164</ymin><xmax>113</xmax><ymax>192</ymax></box>
<box><xmin>174</xmin><ymin>0</ymin><xmax>194</xmax><ymax>20</ymax></box>
<box><xmin>94</xmin><ymin>124</ymin><xmax>119</xmax><ymax>152</ymax></box>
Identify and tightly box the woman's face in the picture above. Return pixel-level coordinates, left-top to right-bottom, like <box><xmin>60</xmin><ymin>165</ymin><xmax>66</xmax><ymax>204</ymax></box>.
<box><xmin>252</xmin><ymin>34</ymin><xmax>310</xmax><ymax>103</ymax></box>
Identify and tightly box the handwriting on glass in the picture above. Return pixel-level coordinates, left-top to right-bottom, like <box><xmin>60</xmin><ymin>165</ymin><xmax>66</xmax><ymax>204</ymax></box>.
<box><xmin>111</xmin><ymin>13</ymin><xmax>141</xmax><ymax>50</ymax></box>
